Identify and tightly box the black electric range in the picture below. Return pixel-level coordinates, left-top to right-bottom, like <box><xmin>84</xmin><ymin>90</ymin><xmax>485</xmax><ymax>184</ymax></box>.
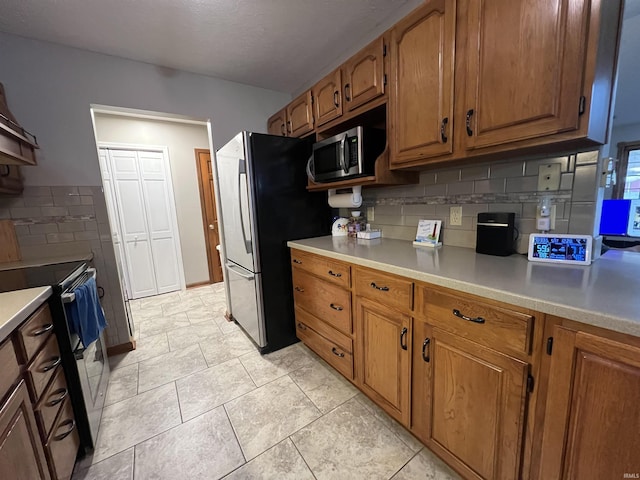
<box><xmin>0</xmin><ymin>260</ymin><xmax>110</xmax><ymax>455</ymax></box>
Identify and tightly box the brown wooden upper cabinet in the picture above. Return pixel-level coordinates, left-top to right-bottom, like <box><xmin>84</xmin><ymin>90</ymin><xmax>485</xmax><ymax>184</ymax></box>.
<box><xmin>343</xmin><ymin>36</ymin><xmax>387</xmax><ymax>112</ymax></box>
<box><xmin>312</xmin><ymin>68</ymin><xmax>343</xmax><ymax>128</ymax></box>
<box><xmin>267</xmin><ymin>108</ymin><xmax>287</xmax><ymax>136</ymax></box>
<box><xmin>389</xmin><ymin>0</ymin><xmax>456</xmax><ymax>166</ymax></box>
<box><xmin>286</xmin><ymin>90</ymin><xmax>314</xmax><ymax>137</ymax></box>
<box><xmin>460</xmin><ymin>0</ymin><xmax>618</xmax><ymax>151</ymax></box>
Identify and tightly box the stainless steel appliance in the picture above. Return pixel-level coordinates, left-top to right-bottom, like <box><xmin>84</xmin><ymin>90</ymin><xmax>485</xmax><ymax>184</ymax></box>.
<box><xmin>0</xmin><ymin>261</ymin><xmax>109</xmax><ymax>454</ymax></box>
<box><xmin>306</xmin><ymin>126</ymin><xmax>385</xmax><ymax>183</ymax></box>
<box><xmin>215</xmin><ymin>132</ymin><xmax>330</xmax><ymax>352</ymax></box>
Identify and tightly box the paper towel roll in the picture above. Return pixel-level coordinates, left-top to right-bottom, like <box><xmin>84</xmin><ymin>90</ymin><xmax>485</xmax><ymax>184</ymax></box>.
<box><xmin>328</xmin><ymin>186</ymin><xmax>362</xmax><ymax>208</ymax></box>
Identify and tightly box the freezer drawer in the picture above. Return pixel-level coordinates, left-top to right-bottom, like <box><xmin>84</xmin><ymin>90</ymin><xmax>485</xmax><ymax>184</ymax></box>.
<box><xmin>226</xmin><ymin>262</ymin><xmax>265</xmax><ymax>347</ymax></box>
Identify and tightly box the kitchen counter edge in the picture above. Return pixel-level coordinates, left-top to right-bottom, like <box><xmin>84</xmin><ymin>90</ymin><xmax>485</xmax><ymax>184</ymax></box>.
<box><xmin>0</xmin><ymin>287</ymin><xmax>52</xmax><ymax>343</ymax></box>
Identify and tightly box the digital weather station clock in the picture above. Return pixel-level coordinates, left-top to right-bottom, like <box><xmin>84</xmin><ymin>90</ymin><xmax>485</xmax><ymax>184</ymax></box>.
<box><xmin>527</xmin><ymin>234</ymin><xmax>593</xmax><ymax>265</ymax></box>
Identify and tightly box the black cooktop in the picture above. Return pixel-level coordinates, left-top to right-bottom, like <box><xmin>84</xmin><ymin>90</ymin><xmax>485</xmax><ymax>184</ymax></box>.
<box><xmin>0</xmin><ymin>261</ymin><xmax>87</xmax><ymax>293</ymax></box>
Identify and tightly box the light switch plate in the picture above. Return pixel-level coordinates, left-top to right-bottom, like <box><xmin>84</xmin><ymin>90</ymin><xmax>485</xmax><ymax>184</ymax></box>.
<box><xmin>538</xmin><ymin>164</ymin><xmax>561</xmax><ymax>191</ymax></box>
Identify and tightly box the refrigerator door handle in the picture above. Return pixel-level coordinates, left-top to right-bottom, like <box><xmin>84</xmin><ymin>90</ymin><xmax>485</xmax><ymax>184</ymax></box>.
<box><xmin>226</xmin><ymin>262</ymin><xmax>255</xmax><ymax>280</ymax></box>
<box><xmin>237</xmin><ymin>159</ymin><xmax>252</xmax><ymax>254</ymax></box>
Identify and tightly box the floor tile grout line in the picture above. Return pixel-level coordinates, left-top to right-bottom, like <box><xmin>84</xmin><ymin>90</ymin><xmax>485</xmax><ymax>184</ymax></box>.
<box><xmin>389</xmin><ymin>448</ymin><xmax>421</xmax><ymax>479</ymax></box>
<box><xmin>222</xmin><ymin>403</ymin><xmax>248</xmax><ymax>465</ymax></box>
<box><xmin>289</xmin><ymin>435</ymin><xmax>319</xmax><ymax>480</ymax></box>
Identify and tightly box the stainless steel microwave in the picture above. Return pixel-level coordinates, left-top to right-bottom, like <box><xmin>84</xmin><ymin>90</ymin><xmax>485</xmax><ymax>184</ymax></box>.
<box><xmin>306</xmin><ymin>126</ymin><xmax>385</xmax><ymax>183</ymax></box>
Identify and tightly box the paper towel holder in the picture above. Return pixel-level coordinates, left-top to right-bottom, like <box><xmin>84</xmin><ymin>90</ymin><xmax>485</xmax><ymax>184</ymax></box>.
<box><xmin>328</xmin><ymin>186</ymin><xmax>362</xmax><ymax>208</ymax></box>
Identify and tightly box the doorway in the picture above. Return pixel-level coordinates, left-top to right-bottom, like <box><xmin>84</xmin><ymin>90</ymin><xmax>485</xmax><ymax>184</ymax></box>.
<box><xmin>99</xmin><ymin>145</ymin><xmax>185</xmax><ymax>299</ymax></box>
<box><xmin>195</xmin><ymin>149</ymin><xmax>223</xmax><ymax>283</ymax></box>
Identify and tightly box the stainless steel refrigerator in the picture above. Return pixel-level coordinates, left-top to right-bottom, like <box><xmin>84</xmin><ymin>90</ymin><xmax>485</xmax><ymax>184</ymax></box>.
<box><xmin>215</xmin><ymin>132</ymin><xmax>330</xmax><ymax>353</ymax></box>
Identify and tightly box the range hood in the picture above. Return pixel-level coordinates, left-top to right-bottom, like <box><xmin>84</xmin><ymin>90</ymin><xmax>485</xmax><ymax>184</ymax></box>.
<box><xmin>0</xmin><ymin>82</ymin><xmax>38</xmax><ymax>166</ymax></box>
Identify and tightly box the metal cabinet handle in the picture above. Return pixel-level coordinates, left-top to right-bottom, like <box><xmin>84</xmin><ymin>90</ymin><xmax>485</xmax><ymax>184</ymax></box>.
<box><xmin>329</xmin><ymin>303</ymin><xmax>343</xmax><ymax>311</ymax></box>
<box><xmin>328</xmin><ymin>270</ymin><xmax>342</xmax><ymax>278</ymax></box>
<box><xmin>466</xmin><ymin>109</ymin><xmax>474</xmax><ymax>137</ymax></box>
<box><xmin>452</xmin><ymin>308</ymin><xmax>485</xmax><ymax>324</ymax></box>
<box><xmin>422</xmin><ymin>338</ymin><xmax>431</xmax><ymax>362</ymax></box>
<box><xmin>345</xmin><ymin>83</ymin><xmax>351</xmax><ymax>102</ymax></box>
<box><xmin>440</xmin><ymin>117</ymin><xmax>449</xmax><ymax>143</ymax></box>
<box><xmin>54</xmin><ymin>419</ymin><xmax>76</xmax><ymax>441</ymax></box>
<box><xmin>293</xmin><ymin>259</ymin><xmax>302</xmax><ymax>264</ymax></box>
<box><xmin>370</xmin><ymin>282</ymin><xmax>389</xmax><ymax>292</ymax></box>
<box><xmin>47</xmin><ymin>388</ymin><xmax>68</xmax><ymax>407</ymax></box>
<box><xmin>31</xmin><ymin>323</ymin><xmax>54</xmax><ymax>336</ymax></box>
<box><xmin>295</xmin><ymin>286</ymin><xmax>305</xmax><ymax>293</ymax></box>
<box><xmin>333</xmin><ymin>91</ymin><xmax>340</xmax><ymax>108</ymax></box>
<box><xmin>41</xmin><ymin>356</ymin><xmax>61</xmax><ymax>372</ymax></box>
<box><xmin>331</xmin><ymin>347</ymin><xmax>345</xmax><ymax>358</ymax></box>
<box><xmin>287</xmin><ymin>121</ymin><xmax>292</xmax><ymax>133</ymax></box>
<box><xmin>281</xmin><ymin>123</ymin><xmax>286</xmax><ymax>135</ymax></box>
<box><xmin>400</xmin><ymin>327</ymin><xmax>408</xmax><ymax>351</ymax></box>
<box><xmin>297</xmin><ymin>322</ymin><xmax>307</xmax><ymax>331</ymax></box>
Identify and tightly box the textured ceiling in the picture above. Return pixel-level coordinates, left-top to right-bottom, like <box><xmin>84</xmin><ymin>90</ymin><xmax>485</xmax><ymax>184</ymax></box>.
<box><xmin>0</xmin><ymin>0</ymin><xmax>416</xmax><ymax>94</ymax></box>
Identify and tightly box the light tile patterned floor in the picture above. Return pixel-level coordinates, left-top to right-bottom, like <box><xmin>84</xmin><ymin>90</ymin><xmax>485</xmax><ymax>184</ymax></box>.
<box><xmin>72</xmin><ymin>283</ymin><xmax>460</xmax><ymax>480</ymax></box>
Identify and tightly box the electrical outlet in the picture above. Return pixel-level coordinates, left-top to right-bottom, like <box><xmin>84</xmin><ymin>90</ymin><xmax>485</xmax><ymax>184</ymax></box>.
<box><xmin>366</xmin><ymin>206</ymin><xmax>375</xmax><ymax>222</ymax></box>
<box><xmin>450</xmin><ymin>206</ymin><xmax>462</xmax><ymax>226</ymax></box>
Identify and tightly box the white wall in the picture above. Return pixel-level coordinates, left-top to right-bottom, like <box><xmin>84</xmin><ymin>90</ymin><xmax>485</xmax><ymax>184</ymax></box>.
<box><xmin>94</xmin><ymin>114</ymin><xmax>211</xmax><ymax>286</ymax></box>
<box><xmin>609</xmin><ymin>122</ymin><xmax>640</xmax><ymax>155</ymax></box>
<box><xmin>0</xmin><ymin>32</ymin><xmax>291</xmax><ymax>186</ymax></box>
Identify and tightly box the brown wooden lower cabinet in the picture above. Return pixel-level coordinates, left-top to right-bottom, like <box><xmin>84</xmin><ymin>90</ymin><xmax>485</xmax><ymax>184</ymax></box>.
<box><xmin>44</xmin><ymin>397</ymin><xmax>79</xmax><ymax>480</ymax></box>
<box><xmin>0</xmin><ymin>381</ymin><xmax>50</xmax><ymax>480</ymax></box>
<box><xmin>412</xmin><ymin>321</ymin><xmax>529</xmax><ymax>480</ymax></box>
<box><xmin>538</xmin><ymin>326</ymin><xmax>640</xmax><ymax>480</ymax></box>
<box><xmin>355</xmin><ymin>296</ymin><xmax>411</xmax><ymax>426</ymax></box>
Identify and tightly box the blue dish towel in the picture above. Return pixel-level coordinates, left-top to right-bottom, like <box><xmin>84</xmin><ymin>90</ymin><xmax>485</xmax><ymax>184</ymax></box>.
<box><xmin>64</xmin><ymin>276</ymin><xmax>107</xmax><ymax>347</ymax></box>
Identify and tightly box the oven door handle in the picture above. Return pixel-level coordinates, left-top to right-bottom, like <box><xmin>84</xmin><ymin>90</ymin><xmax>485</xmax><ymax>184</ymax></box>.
<box><xmin>61</xmin><ymin>268</ymin><xmax>97</xmax><ymax>304</ymax></box>
<box><xmin>340</xmin><ymin>133</ymin><xmax>349</xmax><ymax>174</ymax></box>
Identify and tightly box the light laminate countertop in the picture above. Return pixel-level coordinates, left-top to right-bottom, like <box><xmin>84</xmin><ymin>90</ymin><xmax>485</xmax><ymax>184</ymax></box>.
<box><xmin>0</xmin><ymin>286</ymin><xmax>52</xmax><ymax>343</ymax></box>
<box><xmin>0</xmin><ymin>253</ymin><xmax>94</xmax><ymax>272</ymax></box>
<box><xmin>288</xmin><ymin>236</ymin><xmax>640</xmax><ymax>338</ymax></box>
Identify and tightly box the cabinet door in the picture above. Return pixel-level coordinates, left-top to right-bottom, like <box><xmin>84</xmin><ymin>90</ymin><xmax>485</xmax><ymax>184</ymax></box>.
<box><xmin>390</xmin><ymin>0</ymin><xmax>455</xmax><ymax>165</ymax></box>
<box><xmin>343</xmin><ymin>36</ymin><xmax>386</xmax><ymax>112</ymax></box>
<box><xmin>355</xmin><ymin>297</ymin><xmax>411</xmax><ymax>425</ymax></box>
<box><xmin>539</xmin><ymin>328</ymin><xmax>640</xmax><ymax>480</ymax></box>
<box><xmin>0</xmin><ymin>165</ymin><xmax>23</xmax><ymax>195</ymax></box>
<box><xmin>419</xmin><ymin>327</ymin><xmax>528</xmax><ymax>480</ymax></box>
<box><xmin>0</xmin><ymin>381</ymin><xmax>50</xmax><ymax>480</ymax></box>
<box><xmin>312</xmin><ymin>69</ymin><xmax>342</xmax><ymax>127</ymax></box>
<box><xmin>267</xmin><ymin>109</ymin><xmax>287</xmax><ymax>136</ymax></box>
<box><xmin>461</xmin><ymin>0</ymin><xmax>588</xmax><ymax>150</ymax></box>
<box><xmin>286</xmin><ymin>91</ymin><xmax>314</xmax><ymax>137</ymax></box>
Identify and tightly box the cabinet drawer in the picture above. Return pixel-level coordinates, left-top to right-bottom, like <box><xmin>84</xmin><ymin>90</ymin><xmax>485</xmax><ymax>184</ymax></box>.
<box><xmin>34</xmin><ymin>367</ymin><xmax>68</xmax><ymax>441</ymax></box>
<box><xmin>354</xmin><ymin>268</ymin><xmax>413</xmax><ymax>312</ymax></box>
<box><xmin>296</xmin><ymin>318</ymin><xmax>354</xmax><ymax>380</ymax></box>
<box><xmin>16</xmin><ymin>303</ymin><xmax>54</xmax><ymax>364</ymax></box>
<box><xmin>417</xmin><ymin>286</ymin><xmax>534</xmax><ymax>355</ymax></box>
<box><xmin>0</xmin><ymin>338</ymin><xmax>20</xmax><ymax>401</ymax></box>
<box><xmin>292</xmin><ymin>268</ymin><xmax>352</xmax><ymax>335</ymax></box>
<box><xmin>26</xmin><ymin>335</ymin><xmax>62</xmax><ymax>402</ymax></box>
<box><xmin>295</xmin><ymin>307</ymin><xmax>352</xmax><ymax>353</ymax></box>
<box><xmin>45</xmin><ymin>397</ymin><xmax>79</xmax><ymax>480</ymax></box>
<box><xmin>291</xmin><ymin>250</ymin><xmax>351</xmax><ymax>289</ymax></box>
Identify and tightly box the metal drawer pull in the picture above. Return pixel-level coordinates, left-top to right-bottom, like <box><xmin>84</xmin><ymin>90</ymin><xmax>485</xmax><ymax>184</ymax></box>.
<box><xmin>293</xmin><ymin>259</ymin><xmax>302</xmax><ymax>264</ymax></box>
<box><xmin>331</xmin><ymin>347</ymin><xmax>345</xmax><ymax>358</ymax></box>
<box><xmin>41</xmin><ymin>356</ymin><xmax>62</xmax><ymax>372</ymax></box>
<box><xmin>297</xmin><ymin>322</ymin><xmax>307</xmax><ymax>331</ymax></box>
<box><xmin>47</xmin><ymin>388</ymin><xmax>68</xmax><ymax>407</ymax></box>
<box><xmin>452</xmin><ymin>309</ymin><xmax>485</xmax><ymax>324</ymax></box>
<box><xmin>329</xmin><ymin>303</ymin><xmax>343</xmax><ymax>311</ymax></box>
<box><xmin>400</xmin><ymin>327</ymin><xmax>408</xmax><ymax>351</ymax></box>
<box><xmin>54</xmin><ymin>419</ymin><xmax>76</xmax><ymax>441</ymax></box>
<box><xmin>370</xmin><ymin>282</ymin><xmax>389</xmax><ymax>292</ymax></box>
<box><xmin>328</xmin><ymin>270</ymin><xmax>342</xmax><ymax>278</ymax></box>
<box><xmin>32</xmin><ymin>323</ymin><xmax>54</xmax><ymax>336</ymax></box>
<box><xmin>295</xmin><ymin>286</ymin><xmax>305</xmax><ymax>293</ymax></box>
<box><xmin>422</xmin><ymin>338</ymin><xmax>431</xmax><ymax>362</ymax></box>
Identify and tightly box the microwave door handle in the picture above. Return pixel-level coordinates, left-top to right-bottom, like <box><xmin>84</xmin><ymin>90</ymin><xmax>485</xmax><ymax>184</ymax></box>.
<box><xmin>306</xmin><ymin>155</ymin><xmax>314</xmax><ymax>181</ymax></box>
<box><xmin>237</xmin><ymin>159</ymin><xmax>252</xmax><ymax>254</ymax></box>
<box><xmin>340</xmin><ymin>133</ymin><xmax>349</xmax><ymax>174</ymax></box>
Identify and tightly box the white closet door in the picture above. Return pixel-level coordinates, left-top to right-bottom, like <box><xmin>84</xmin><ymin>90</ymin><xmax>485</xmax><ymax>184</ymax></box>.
<box><xmin>109</xmin><ymin>149</ymin><xmax>157</xmax><ymax>299</ymax></box>
<box><xmin>138</xmin><ymin>150</ymin><xmax>181</xmax><ymax>294</ymax></box>
<box><xmin>99</xmin><ymin>148</ymin><xmax>131</xmax><ymax>298</ymax></box>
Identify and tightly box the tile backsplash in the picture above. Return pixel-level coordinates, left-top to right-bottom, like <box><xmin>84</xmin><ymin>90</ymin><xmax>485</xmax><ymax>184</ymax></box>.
<box><xmin>348</xmin><ymin>150</ymin><xmax>602</xmax><ymax>253</ymax></box>
<box><xmin>0</xmin><ymin>186</ymin><xmax>129</xmax><ymax>348</ymax></box>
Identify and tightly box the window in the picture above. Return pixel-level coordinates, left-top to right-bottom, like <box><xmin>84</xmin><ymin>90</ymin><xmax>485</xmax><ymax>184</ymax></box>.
<box><xmin>614</xmin><ymin>141</ymin><xmax>640</xmax><ymax>199</ymax></box>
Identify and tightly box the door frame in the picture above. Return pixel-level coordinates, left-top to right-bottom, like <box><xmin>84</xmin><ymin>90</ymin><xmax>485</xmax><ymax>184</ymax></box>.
<box><xmin>98</xmin><ymin>142</ymin><xmax>187</xmax><ymax>294</ymax></box>
<box><xmin>194</xmin><ymin>148</ymin><xmax>223</xmax><ymax>283</ymax></box>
